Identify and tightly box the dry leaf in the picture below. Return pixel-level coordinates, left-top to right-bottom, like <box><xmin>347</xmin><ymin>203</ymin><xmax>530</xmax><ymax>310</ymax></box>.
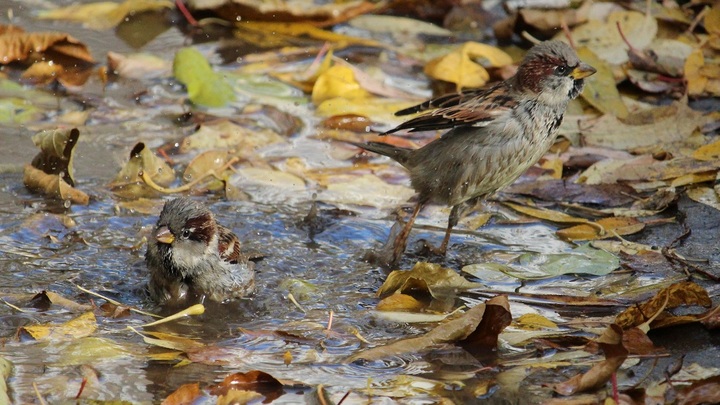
<box><xmin>424</xmin><ymin>42</ymin><xmax>512</xmax><ymax>89</ymax></box>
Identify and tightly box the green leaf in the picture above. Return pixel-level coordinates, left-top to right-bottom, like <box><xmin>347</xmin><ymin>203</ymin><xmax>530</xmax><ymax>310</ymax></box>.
<box><xmin>173</xmin><ymin>47</ymin><xmax>235</xmax><ymax>107</ymax></box>
<box><xmin>468</xmin><ymin>244</ymin><xmax>619</xmax><ymax>281</ymax></box>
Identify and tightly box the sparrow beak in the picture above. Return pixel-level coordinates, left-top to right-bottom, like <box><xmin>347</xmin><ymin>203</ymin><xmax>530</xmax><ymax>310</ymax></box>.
<box><xmin>570</xmin><ymin>63</ymin><xmax>596</xmax><ymax>80</ymax></box>
<box><xmin>155</xmin><ymin>226</ymin><xmax>175</xmax><ymax>244</ymax></box>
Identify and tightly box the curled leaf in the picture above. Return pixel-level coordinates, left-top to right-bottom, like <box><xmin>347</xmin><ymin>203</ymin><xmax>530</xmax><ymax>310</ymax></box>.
<box><xmin>109</xmin><ymin>142</ymin><xmax>175</xmax><ymax>199</ymax></box>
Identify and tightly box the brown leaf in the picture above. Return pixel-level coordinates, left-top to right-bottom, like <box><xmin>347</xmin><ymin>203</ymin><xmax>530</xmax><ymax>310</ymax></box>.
<box><xmin>677</xmin><ymin>375</ymin><xmax>720</xmax><ymax>405</ymax></box>
<box><xmin>0</xmin><ymin>27</ymin><xmax>94</xmax><ymax>64</ymax></box>
<box><xmin>459</xmin><ymin>295</ymin><xmax>511</xmax><ymax>357</ymax></box>
<box><xmin>552</xmin><ymin>324</ymin><xmax>628</xmax><ymax>396</ymax></box>
<box><xmin>347</xmin><ymin>302</ymin><xmax>487</xmax><ymax>362</ymax></box>
<box><xmin>209</xmin><ymin>370</ymin><xmax>283</xmax><ymax>402</ymax></box>
<box><xmin>30</xmin><ymin>128</ymin><xmax>80</xmax><ymax>186</ymax></box>
<box><xmin>505</xmin><ymin>180</ymin><xmax>637</xmax><ymax>206</ymax></box>
<box><xmin>161</xmin><ymin>383</ymin><xmax>201</xmax><ymax>405</ymax></box>
<box><xmin>349</xmin><ymin>296</ymin><xmax>511</xmax><ymax>362</ymax></box>
<box><xmin>615</xmin><ymin>282</ymin><xmax>712</xmax><ymax>329</ymax></box>
<box><xmin>23</xmin><ymin>164</ymin><xmax>90</xmax><ymax>205</ymax></box>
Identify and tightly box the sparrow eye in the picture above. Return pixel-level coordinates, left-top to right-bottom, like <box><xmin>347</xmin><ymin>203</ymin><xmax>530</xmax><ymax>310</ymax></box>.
<box><xmin>555</xmin><ymin>65</ymin><xmax>570</xmax><ymax>76</ymax></box>
<box><xmin>181</xmin><ymin>229</ymin><xmax>192</xmax><ymax>239</ymax></box>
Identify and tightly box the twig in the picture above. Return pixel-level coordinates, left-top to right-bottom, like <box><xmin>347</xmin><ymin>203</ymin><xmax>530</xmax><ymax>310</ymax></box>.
<box><xmin>175</xmin><ymin>0</ymin><xmax>198</xmax><ymax>26</ymax></box>
<box><xmin>75</xmin><ymin>284</ymin><xmax>161</xmax><ymax>318</ymax></box>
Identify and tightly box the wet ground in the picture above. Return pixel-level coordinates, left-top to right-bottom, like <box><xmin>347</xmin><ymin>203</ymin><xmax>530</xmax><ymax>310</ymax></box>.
<box><xmin>0</xmin><ymin>1</ymin><xmax>718</xmax><ymax>403</ymax></box>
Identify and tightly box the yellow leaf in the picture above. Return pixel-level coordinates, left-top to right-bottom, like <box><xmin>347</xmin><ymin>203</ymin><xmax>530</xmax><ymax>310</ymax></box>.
<box><xmin>705</xmin><ymin>6</ymin><xmax>720</xmax><ymax>36</ymax></box>
<box><xmin>515</xmin><ymin>313</ymin><xmax>558</xmax><ymax>330</ymax></box>
<box><xmin>692</xmin><ymin>139</ymin><xmax>720</xmax><ymax>161</ymax></box>
<box><xmin>38</xmin><ymin>0</ymin><xmax>173</xmax><ymax>30</ymax></box>
<box><xmin>504</xmin><ymin>202</ymin><xmax>597</xmax><ymax>226</ymax></box>
<box><xmin>283</xmin><ymin>351</ymin><xmax>293</xmax><ymax>366</ymax></box>
<box><xmin>576</xmin><ymin>47</ymin><xmax>628</xmax><ymax>119</ymax></box>
<box><xmin>376</xmin><ymin>293</ymin><xmax>425</xmax><ymax>312</ymax></box>
<box><xmin>312</xmin><ymin>65</ymin><xmax>370</xmax><ymax>104</ymax></box>
<box><xmin>670</xmin><ymin>171</ymin><xmax>717</xmax><ymax>187</ymax></box>
<box><xmin>424</xmin><ymin>42</ymin><xmax>512</xmax><ymax>89</ymax></box>
<box><xmin>315</xmin><ymin>96</ymin><xmax>415</xmax><ymax>121</ymax></box>
<box><xmin>685</xmin><ymin>49</ymin><xmax>707</xmax><ymax>96</ymax></box>
<box><xmin>687</xmin><ymin>187</ymin><xmax>720</xmax><ymax>211</ymax></box>
<box><xmin>556</xmin><ymin>217</ymin><xmax>645</xmax><ymax>242</ymax></box>
<box><xmin>22</xmin><ymin>312</ymin><xmax>97</xmax><ymax>341</ymax></box>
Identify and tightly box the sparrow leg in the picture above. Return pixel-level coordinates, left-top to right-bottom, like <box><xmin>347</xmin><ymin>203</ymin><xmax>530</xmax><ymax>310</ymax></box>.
<box><xmin>391</xmin><ymin>201</ymin><xmax>424</xmax><ymax>265</ymax></box>
<box><xmin>436</xmin><ymin>204</ymin><xmax>461</xmax><ymax>255</ymax></box>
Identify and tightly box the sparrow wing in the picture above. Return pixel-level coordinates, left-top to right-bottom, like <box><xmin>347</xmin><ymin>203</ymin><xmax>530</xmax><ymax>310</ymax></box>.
<box><xmin>217</xmin><ymin>225</ymin><xmax>243</xmax><ymax>264</ymax></box>
<box><xmin>382</xmin><ymin>82</ymin><xmax>515</xmax><ymax>134</ymax></box>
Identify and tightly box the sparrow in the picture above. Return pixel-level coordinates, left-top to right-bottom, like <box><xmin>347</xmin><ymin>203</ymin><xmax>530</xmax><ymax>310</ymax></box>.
<box><xmin>352</xmin><ymin>41</ymin><xmax>596</xmax><ymax>266</ymax></box>
<box><xmin>146</xmin><ymin>197</ymin><xmax>255</xmax><ymax>304</ymax></box>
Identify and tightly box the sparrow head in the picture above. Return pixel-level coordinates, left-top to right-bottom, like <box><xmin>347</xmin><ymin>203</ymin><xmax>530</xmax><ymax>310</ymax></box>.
<box><xmin>515</xmin><ymin>41</ymin><xmax>596</xmax><ymax>105</ymax></box>
<box><xmin>152</xmin><ymin>198</ymin><xmax>218</xmax><ymax>273</ymax></box>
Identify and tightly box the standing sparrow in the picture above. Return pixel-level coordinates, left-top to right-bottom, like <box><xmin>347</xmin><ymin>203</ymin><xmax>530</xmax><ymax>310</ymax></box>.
<box><xmin>352</xmin><ymin>41</ymin><xmax>596</xmax><ymax>266</ymax></box>
<box><xmin>146</xmin><ymin>197</ymin><xmax>255</xmax><ymax>304</ymax></box>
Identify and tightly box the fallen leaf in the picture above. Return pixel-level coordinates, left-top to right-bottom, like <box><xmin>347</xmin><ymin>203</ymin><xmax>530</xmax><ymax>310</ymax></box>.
<box><xmin>349</xmin><ymin>296</ymin><xmax>509</xmax><ymax>362</ymax></box>
<box><xmin>687</xmin><ymin>187</ymin><xmax>720</xmax><ymax>212</ymax></box>
<box><xmin>552</xmin><ymin>324</ymin><xmax>627</xmax><ymax>395</ymax></box>
<box><xmin>424</xmin><ymin>42</ymin><xmax>512</xmax><ymax>89</ymax></box>
<box><xmin>377</xmin><ymin>262</ymin><xmax>484</xmax><ymax>300</ymax></box>
<box><xmin>557</xmin><ymin>217</ymin><xmax>645</xmax><ymax>241</ymax></box>
<box><xmin>109</xmin><ymin>142</ymin><xmax>175</xmax><ymax>199</ymax></box>
<box><xmin>561</xmin><ymin>10</ymin><xmax>658</xmax><ymax>65</ymax></box>
<box><xmin>173</xmin><ymin>47</ymin><xmax>235</xmax><ymax>107</ymax></box>
<box><xmin>107</xmin><ymin>51</ymin><xmax>171</xmax><ymax>79</ymax></box>
<box><xmin>38</xmin><ymin>0</ymin><xmax>173</xmax><ymax>30</ymax></box>
<box><xmin>376</xmin><ymin>292</ymin><xmax>425</xmax><ymax>312</ymax></box>
<box><xmin>615</xmin><ymin>281</ymin><xmax>712</xmax><ymax>329</ymax></box>
<box><xmin>676</xmin><ymin>375</ymin><xmax>720</xmax><ymax>405</ymax></box>
<box><xmin>23</xmin><ymin>165</ymin><xmax>90</xmax><ymax>205</ymax></box>
<box><xmin>319</xmin><ymin>174</ymin><xmax>414</xmax><ymax>209</ymax></box>
<box><xmin>459</xmin><ymin>295</ymin><xmax>511</xmax><ymax>357</ymax></box>
<box><xmin>162</xmin><ymin>383</ymin><xmax>201</xmax><ymax>405</ymax></box>
<box><xmin>311</xmin><ymin>64</ymin><xmax>370</xmax><ymax>105</ymax></box>
<box><xmin>179</xmin><ymin>119</ymin><xmax>286</xmax><ymax>156</ymax></box>
<box><xmin>581</xmin><ymin>103</ymin><xmax>707</xmax><ymax>151</ymax></box>
<box><xmin>22</xmin><ymin>312</ymin><xmax>97</xmax><ymax>341</ymax></box>
<box><xmin>576</xmin><ymin>47</ymin><xmax>628</xmax><ymax>118</ymax></box>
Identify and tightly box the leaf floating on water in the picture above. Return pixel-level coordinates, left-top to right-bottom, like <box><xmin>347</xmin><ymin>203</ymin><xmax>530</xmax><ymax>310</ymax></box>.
<box><xmin>162</xmin><ymin>383</ymin><xmax>201</xmax><ymax>405</ymax></box>
<box><xmin>21</xmin><ymin>312</ymin><xmax>97</xmax><ymax>341</ymax></box>
<box><xmin>377</xmin><ymin>262</ymin><xmax>484</xmax><ymax>300</ymax></box>
<box><xmin>38</xmin><ymin>0</ymin><xmax>173</xmax><ymax>30</ymax></box>
<box><xmin>350</xmin><ymin>296</ymin><xmax>510</xmax><ymax>362</ymax></box>
<box><xmin>557</xmin><ymin>217</ymin><xmax>645</xmax><ymax>241</ymax></box>
<box><xmin>23</xmin><ymin>128</ymin><xmax>89</xmax><ymax>205</ymax></box>
<box><xmin>173</xmin><ymin>47</ymin><xmax>235</xmax><ymax>107</ymax></box>
<box><xmin>109</xmin><ymin>142</ymin><xmax>174</xmax><ymax>199</ymax></box>
<box><xmin>30</xmin><ymin>128</ymin><xmax>79</xmax><ymax>186</ymax></box>
<box><xmin>615</xmin><ymin>281</ymin><xmax>712</xmax><ymax>330</ymax></box>
<box><xmin>468</xmin><ymin>244</ymin><xmax>619</xmax><ymax>281</ymax></box>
